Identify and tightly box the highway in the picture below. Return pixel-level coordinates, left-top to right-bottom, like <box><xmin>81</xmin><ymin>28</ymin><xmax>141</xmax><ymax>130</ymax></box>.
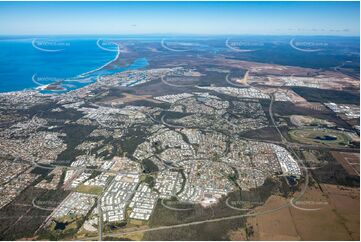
<box><xmin>97</xmin><ymin>197</ymin><xmax>103</xmax><ymax>241</ymax></box>
<box><xmin>268</xmin><ymin>92</ymin><xmax>311</xmax><ymax>209</ymax></box>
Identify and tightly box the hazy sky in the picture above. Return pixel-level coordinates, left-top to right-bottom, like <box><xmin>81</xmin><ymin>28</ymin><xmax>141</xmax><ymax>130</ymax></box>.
<box><xmin>0</xmin><ymin>1</ymin><xmax>359</xmax><ymax>36</ymax></box>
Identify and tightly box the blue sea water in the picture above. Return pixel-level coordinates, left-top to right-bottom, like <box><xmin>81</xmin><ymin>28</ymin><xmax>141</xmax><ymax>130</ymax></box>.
<box><xmin>0</xmin><ymin>37</ymin><xmax>148</xmax><ymax>93</ymax></box>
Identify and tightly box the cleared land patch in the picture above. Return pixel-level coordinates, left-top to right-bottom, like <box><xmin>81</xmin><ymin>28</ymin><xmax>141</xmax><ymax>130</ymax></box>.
<box><xmin>290</xmin><ymin>115</ymin><xmax>335</xmax><ymax>127</ymax></box>
<box><xmin>244</xmin><ymin>184</ymin><xmax>359</xmax><ymax>240</ymax></box>
<box><xmin>331</xmin><ymin>151</ymin><xmax>360</xmax><ymax>176</ymax></box>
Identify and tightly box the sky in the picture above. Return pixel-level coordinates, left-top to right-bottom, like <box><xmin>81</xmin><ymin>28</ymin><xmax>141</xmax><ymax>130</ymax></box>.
<box><xmin>0</xmin><ymin>1</ymin><xmax>359</xmax><ymax>36</ymax></box>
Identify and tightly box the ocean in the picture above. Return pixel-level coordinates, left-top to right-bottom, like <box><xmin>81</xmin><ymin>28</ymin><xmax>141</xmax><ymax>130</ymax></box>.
<box><xmin>0</xmin><ymin>37</ymin><xmax>148</xmax><ymax>93</ymax></box>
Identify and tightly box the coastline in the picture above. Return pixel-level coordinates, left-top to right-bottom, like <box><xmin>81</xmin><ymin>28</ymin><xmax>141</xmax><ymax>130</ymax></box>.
<box><xmin>0</xmin><ymin>43</ymin><xmax>121</xmax><ymax>95</ymax></box>
<box><xmin>77</xmin><ymin>44</ymin><xmax>120</xmax><ymax>78</ymax></box>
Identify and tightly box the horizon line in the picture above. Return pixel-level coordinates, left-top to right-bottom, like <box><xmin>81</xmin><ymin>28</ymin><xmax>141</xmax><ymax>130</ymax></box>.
<box><xmin>0</xmin><ymin>33</ymin><xmax>360</xmax><ymax>38</ymax></box>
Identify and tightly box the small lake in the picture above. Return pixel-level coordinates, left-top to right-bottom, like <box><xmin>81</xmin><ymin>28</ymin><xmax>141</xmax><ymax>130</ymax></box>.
<box><xmin>54</xmin><ymin>221</ymin><xmax>69</xmax><ymax>230</ymax></box>
<box><xmin>314</xmin><ymin>135</ymin><xmax>337</xmax><ymax>141</ymax></box>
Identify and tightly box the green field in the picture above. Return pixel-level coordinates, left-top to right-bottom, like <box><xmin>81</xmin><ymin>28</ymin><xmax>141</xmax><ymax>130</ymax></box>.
<box><xmin>75</xmin><ymin>184</ymin><xmax>103</xmax><ymax>195</ymax></box>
